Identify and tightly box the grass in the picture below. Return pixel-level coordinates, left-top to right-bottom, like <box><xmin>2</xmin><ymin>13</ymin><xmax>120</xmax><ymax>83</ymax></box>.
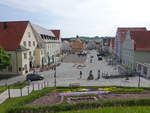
<box><xmin>9</xmin><ymin>81</ymin><xmax>28</xmax><ymax>89</ymax></box>
<box><xmin>0</xmin><ymin>86</ymin><xmax>7</xmax><ymax>93</ymax></box>
<box><xmin>0</xmin><ymin>81</ymin><xmax>28</xmax><ymax>94</ymax></box>
<box><xmin>7</xmin><ymin>98</ymin><xmax>150</xmax><ymax>113</ymax></box>
<box><xmin>0</xmin><ymin>87</ymin><xmax>54</xmax><ymax>113</ymax></box>
<box><xmin>60</xmin><ymin>106</ymin><xmax>150</xmax><ymax>113</ymax></box>
<box><xmin>1</xmin><ymin>86</ymin><xmax>150</xmax><ymax>113</ymax></box>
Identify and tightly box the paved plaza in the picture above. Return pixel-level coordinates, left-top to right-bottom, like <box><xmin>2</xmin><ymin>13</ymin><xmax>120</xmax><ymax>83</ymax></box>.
<box><xmin>40</xmin><ymin>50</ymin><xmax>150</xmax><ymax>87</ymax></box>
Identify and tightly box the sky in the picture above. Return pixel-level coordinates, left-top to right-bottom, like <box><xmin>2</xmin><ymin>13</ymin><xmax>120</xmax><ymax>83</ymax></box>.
<box><xmin>0</xmin><ymin>0</ymin><xmax>150</xmax><ymax>38</ymax></box>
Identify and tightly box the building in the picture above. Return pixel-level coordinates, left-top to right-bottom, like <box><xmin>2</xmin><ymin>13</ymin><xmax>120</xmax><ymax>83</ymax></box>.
<box><xmin>0</xmin><ymin>21</ymin><xmax>38</xmax><ymax>75</ymax></box>
<box><xmin>86</xmin><ymin>40</ymin><xmax>96</xmax><ymax>50</ymax></box>
<box><xmin>61</xmin><ymin>40</ymin><xmax>71</xmax><ymax>53</ymax></box>
<box><xmin>108</xmin><ymin>38</ymin><xmax>115</xmax><ymax>54</ymax></box>
<box><xmin>122</xmin><ymin>31</ymin><xmax>150</xmax><ymax>77</ymax></box>
<box><xmin>115</xmin><ymin>27</ymin><xmax>147</xmax><ymax>62</ymax></box>
<box><xmin>136</xmin><ymin>63</ymin><xmax>150</xmax><ymax>78</ymax></box>
<box><xmin>0</xmin><ymin>21</ymin><xmax>62</xmax><ymax>75</ymax></box>
<box><xmin>70</xmin><ymin>39</ymin><xmax>84</xmax><ymax>53</ymax></box>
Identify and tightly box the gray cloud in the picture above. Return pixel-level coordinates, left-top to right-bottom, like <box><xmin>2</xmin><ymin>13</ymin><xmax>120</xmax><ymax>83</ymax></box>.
<box><xmin>0</xmin><ymin>0</ymin><xmax>150</xmax><ymax>37</ymax></box>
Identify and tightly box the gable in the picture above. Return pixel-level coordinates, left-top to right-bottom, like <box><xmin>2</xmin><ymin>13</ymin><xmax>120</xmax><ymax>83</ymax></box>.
<box><xmin>0</xmin><ymin>21</ymin><xmax>28</xmax><ymax>51</ymax></box>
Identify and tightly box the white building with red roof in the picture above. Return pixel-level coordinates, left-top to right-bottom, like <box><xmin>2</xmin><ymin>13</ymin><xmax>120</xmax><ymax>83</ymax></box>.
<box><xmin>122</xmin><ymin>31</ymin><xmax>150</xmax><ymax>78</ymax></box>
<box><xmin>0</xmin><ymin>21</ymin><xmax>38</xmax><ymax>75</ymax></box>
<box><xmin>115</xmin><ymin>27</ymin><xmax>147</xmax><ymax>62</ymax></box>
<box><xmin>0</xmin><ymin>21</ymin><xmax>62</xmax><ymax>75</ymax></box>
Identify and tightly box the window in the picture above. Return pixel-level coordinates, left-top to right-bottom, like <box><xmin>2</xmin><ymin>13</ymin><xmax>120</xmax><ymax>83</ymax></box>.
<box><xmin>33</xmin><ymin>41</ymin><xmax>35</xmax><ymax>46</ymax></box>
<box><xmin>143</xmin><ymin>66</ymin><xmax>147</xmax><ymax>75</ymax></box>
<box><xmin>41</xmin><ymin>50</ymin><xmax>43</xmax><ymax>55</ymax></box>
<box><xmin>29</xmin><ymin>51</ymin><xmax>32</xmax><ymax>56</ymax></box>
<box><xmin>23</xmin><ymin>41</ymin><xmax>26</xmax><ymax>47</ymax></box>
<box><xmin>19</xmin><ymin>67</ymin><xmax>21</xmax><ymax>71</ymax></box>
<box><xmin>28</xmin><ymin>32</ymin><xmax>31</xmax><ymax>37</ymax></box>
<box><xmin>28</xmin><ymin>41</ymin><xmax>31</xmax><ymax>47</ymax></box>
<box><xmin>24</xmin><ymin>53</ymin><xmax>27</xmax><ymax>59</ymax></box>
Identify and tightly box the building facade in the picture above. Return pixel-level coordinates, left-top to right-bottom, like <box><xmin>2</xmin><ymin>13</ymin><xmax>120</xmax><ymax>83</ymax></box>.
<box><xmin>0</xmin><ymin>21</ymin><xmax>38</xmax><ymax>75</ymax></box>
<box><xmin>115</xmin><ymin>27</ymin><xmax>147</xmax><ymax>62</ymax></box>
<box><xmin>0</xmin><ymin>21</ymin><xmax>62</xmax><ymax>75</ymax></box>
<box><xmin>122</xmin><ymin>31</ymin><xmax>150</xmax><ymax>78</ymax></box>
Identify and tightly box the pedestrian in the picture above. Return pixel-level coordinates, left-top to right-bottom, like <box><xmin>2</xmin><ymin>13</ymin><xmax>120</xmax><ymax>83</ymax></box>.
<box><xmin>90</xmin><ymin>59</ymin><xmax>92</xmax><ymax>63</ymax></box>
<box><xmin>80</xmin><ymin>71</ymin><xmax>82</xmax><ymax>79</ymax></box>
<box><xmin>98</xmin><ymin>70</ymin><xmax>100</xmax><ymax>79</ymax></box>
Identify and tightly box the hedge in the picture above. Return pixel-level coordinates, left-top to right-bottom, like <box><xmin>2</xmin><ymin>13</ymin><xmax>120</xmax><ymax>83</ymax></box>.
<box><xmin>7</xmin><ymin>98</ymin><xmax>150</xmax><ymax>113</ymax></box>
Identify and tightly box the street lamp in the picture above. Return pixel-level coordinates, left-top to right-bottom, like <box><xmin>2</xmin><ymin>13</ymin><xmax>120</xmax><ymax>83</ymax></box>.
<box><xmin>54</xmin><ymin>57</ymin><xmax>57</xmax><ymax>87</ymax></box>
<box><xmin>138</xmin><ymin>72</ymin><xmax>141</xmax><ymax>88</ymax></box>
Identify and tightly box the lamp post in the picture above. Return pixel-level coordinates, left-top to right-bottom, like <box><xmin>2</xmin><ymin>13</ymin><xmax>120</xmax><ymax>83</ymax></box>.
<box><xmin>54</xmin><ymin>56</ymin><xmax>57</xmax><ymax>87</ymax></box>
<box><xmin>138</xmin><ymin>72</ymin><xmax>141</xmax><ymax>88</ymax></box>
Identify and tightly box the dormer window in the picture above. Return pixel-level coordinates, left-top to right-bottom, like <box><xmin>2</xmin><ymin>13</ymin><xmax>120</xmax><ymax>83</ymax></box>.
<box><xmin>23</xmin><ymin>41</ymin><xmax>26</xmax><ymax>47</ymax></box>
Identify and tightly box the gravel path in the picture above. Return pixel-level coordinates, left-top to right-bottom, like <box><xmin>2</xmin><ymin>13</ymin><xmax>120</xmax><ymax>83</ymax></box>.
<box><xmin>26</xmin><ymin>93</ymin><xmax>61</xmax><ymax>106</ymax></box>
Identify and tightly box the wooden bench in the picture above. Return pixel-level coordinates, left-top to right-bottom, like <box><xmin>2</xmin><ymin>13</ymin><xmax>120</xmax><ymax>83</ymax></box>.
<box><xmin>69</xmin><ymin>83</ymin><xmax>80</xmax><ymax>87</ymax></box>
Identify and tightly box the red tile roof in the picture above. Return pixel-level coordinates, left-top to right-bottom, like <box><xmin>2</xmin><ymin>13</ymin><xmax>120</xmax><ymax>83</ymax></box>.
<box><xmin>51</xmin><ymin>30</ymin><xmax>60</xmax><ymax>40</ymax></box>
<box><xmin>130</xmin><ymin>31</ymin><xmax>150</xmax><ymax>51</ymax></box>
<box><xmin>0</xmin><ymin>21</ymin><xmax>29</xmax><ymax>51</ymax></box>
<box><xmin>116</xmin><ymin>27</ymin><xmax>147</xmax><ymax>42</ymax></box>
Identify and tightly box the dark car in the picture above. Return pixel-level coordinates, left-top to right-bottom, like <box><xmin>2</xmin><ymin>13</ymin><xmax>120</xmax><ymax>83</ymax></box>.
<box><xmin>26</xmin><ymin>73</ymin><xmax>44</xmax><ymax>81</ymax></box>
<box><xmin>97</xmin><ymin>53</ymin><xmax>101</xmax><ymax>57</ymax></box>
<box><xmin>98</xmin><ymin>56</ymin><xmax>103</xmax><ymax>61</ymax></box>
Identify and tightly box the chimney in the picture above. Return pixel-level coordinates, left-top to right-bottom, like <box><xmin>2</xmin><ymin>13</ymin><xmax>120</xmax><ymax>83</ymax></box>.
<box><xmin>3</xmin><ymin>22</ymin><xmax>8</xmax><ymax>29</ymax></box>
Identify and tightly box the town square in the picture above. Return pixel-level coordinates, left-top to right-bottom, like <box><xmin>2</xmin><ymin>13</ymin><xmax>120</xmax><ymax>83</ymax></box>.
<box><xmin>1</xmin><ymin>0</ymin><xmax>150</xmax><ymax>113</ymax></box>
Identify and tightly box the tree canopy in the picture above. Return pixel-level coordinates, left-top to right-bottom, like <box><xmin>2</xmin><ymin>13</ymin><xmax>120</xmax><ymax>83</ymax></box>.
<box><xmin>0</xmin><ymin>48</ymin><xmax>10</xmax><ymax>69</ymax></box>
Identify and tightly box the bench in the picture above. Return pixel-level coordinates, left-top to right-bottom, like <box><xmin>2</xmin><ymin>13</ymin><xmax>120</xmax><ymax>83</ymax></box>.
<box><xmin>69</xmin><ymin>83</ymin><xmax>80</xmax><ymax>87</ymax></box>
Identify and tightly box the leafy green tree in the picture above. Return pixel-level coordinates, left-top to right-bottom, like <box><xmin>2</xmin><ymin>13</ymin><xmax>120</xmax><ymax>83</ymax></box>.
<box><xmin>0</xmin><ymin>48</ymin><xmax>10</xmax><ymax>69</ymax></box>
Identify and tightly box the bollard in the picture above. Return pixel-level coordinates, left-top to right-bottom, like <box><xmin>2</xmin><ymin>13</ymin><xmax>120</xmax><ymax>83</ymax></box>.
<box><xmin>32</xmin><ymin>83</ymin><xmax>34</xmax><ymax>91</ymax></box>
<box><xmin>41</xmin><ymin>83</ymin><xmax>43</xmax><ymax>89</ymax></box>
<box><xmin>20</xmin><ymin>88</ymin><xmax>22</xmax><ymax>96</ymax></box>
<box><xmin>8</xmin><ymin>86</ymin><xmax>10</xmax><ymax>99</ymax></box>
<box><xmin>38</xmin><ymin>83</ymin><xmax>40</xmax><ymax>90</ymax></box>
<box><xmin>44</xmin><ymin>81</ymin><xmax>46</xmax><ymax>88</ymax></box>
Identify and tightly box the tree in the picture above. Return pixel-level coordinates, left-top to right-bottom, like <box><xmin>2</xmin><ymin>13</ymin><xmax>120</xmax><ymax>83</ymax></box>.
<box><xmin>0</xmin><ymin>48</ymin><xmax>10</xmax><ymax>69</ymax></box>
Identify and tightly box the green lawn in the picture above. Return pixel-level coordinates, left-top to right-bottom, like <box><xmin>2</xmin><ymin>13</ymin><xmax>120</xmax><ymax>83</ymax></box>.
<box><xmin>0</xmin><ymin>86</ymin><xmax>7</xmax><ymax>93</ymax></box>
<box><xmin>9</xmin><ymin>81</ymin><xmax>28</xmax><ymax>89</ymax></box>
<box><xmin>0</xmin><ymin>87</ymin><xmax>54</xmax><ymax>113</ymax></box>
<box><xmin>60</xmin><ymin>106</ymin><xmax>150</xmax><ymax>113</ymax></box>
<box><xmin>2</xmin><ymin>86</ymin><xmax>150</xmax><ymax>113</ymax></box>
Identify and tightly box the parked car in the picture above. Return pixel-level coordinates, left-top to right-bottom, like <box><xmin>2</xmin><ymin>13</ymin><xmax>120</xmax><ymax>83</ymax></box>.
<box><xmin>97</xmin><ymin>53</ymin><xmax>101</xmax><ymax>56</ymax></box>
<box><xmin>26</xmin><ymin>73</ymin><xmax>44</xmax><ymax>81</ymax></box>
<box><xmin>98</xmin><ymin>56</ymin><xmax>102</xmax><ymax>61</ymax></box>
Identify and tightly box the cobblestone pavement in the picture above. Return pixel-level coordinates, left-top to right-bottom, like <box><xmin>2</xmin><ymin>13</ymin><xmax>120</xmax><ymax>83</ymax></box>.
<box><xmin>40</xmin><ymin>50</ymin><xmax>150</xmax><ymax>87</ymax></box>
<box><xmin>62</xmin><ymin>54</ymin><xmax>87</xmax><ymax>63</ymax></box>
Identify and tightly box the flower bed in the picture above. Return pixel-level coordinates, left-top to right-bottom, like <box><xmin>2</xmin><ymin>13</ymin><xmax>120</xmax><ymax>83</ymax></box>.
<box><xmin>59</xmin><ymin>91</ymin><xmax>110</xmax><ymax>96</ymax></box>
<box><xmin>67</xmin><ymin>96</ymin><xmax>97</xmax><ymax>104</ymax></box>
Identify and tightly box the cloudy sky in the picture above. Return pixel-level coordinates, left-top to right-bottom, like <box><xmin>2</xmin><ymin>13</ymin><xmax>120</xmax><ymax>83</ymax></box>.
<box><xmin>0</xmin><ymin>0</ymin><xmax>150</xmax><ymax>37</ymax></box>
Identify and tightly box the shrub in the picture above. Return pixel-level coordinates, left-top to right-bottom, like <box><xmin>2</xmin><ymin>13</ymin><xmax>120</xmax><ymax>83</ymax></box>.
<box><xmin>7</xmin><ymin>98</ymin><xmax>150</xmax><ymax>113</ymax></box>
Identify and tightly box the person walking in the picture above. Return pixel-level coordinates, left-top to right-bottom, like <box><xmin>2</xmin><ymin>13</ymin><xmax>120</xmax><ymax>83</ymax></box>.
<box><xmin>80</xmin><ymin>71</ymin><xmax>82</xmax><ymax>79</ymax></box>
<box><xmin>98</xmin><ymin>70</ymin><xmax>100</xmax><ymax>79</ymax></box>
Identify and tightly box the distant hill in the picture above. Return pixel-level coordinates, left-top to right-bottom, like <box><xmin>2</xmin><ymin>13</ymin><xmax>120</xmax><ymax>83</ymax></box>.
<box><xmin>62</xmin><ymin>36</ymin><xmax>114</xmax><ymax>42</ymax></box>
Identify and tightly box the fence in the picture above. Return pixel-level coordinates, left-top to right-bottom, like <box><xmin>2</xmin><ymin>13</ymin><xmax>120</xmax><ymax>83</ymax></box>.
<box><xmin>0</xmin><ymin>81</ymin><xmax>51</xmax><ymax>104</ymax></box>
